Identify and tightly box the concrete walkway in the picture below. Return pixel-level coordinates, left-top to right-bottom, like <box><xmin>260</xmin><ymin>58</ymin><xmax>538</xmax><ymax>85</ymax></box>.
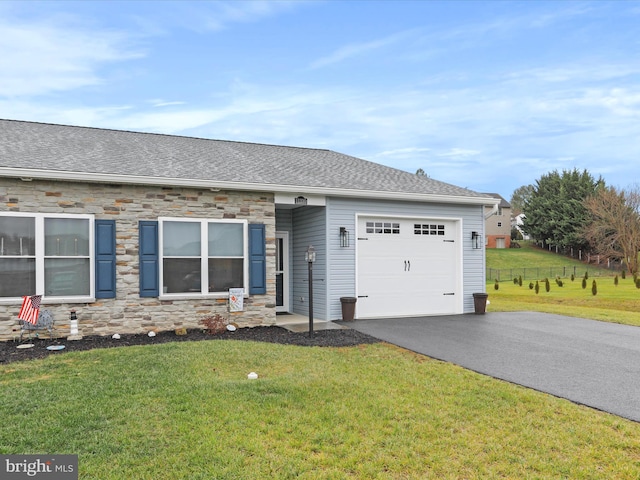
<box><xmin>341</xmin><ymin>312</ymin><xmax>640</xmax><ymax>422</ymax></box>
<box><xmin>275</xmin><ymin>313</ymin><xmax>347</xmax><ymax>333</ymax></box>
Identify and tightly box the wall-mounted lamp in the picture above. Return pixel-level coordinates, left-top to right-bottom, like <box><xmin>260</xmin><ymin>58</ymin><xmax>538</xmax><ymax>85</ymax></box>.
<box><xmin>339</xmin><ymin>227</ymin><xmax>350</xmax><ymax>247</ymax></box>
<box><xmin>471</xmin><ymin>231</ymin><xmax>481</xmax><ymax>249</ymax></box>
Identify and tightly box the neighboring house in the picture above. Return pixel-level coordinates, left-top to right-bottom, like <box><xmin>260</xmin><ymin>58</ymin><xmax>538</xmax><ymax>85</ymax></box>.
<box><xmin>483</xmin><ymin>193</ymin><xmax>512</xmax><ymax>248</ymax></box>
<box><xmin>0</xmin><ymin>119</ymin><xmax>497</xmax><ymax>340</ymax></box>
<box><xmin>513</xmin><ymin>213</ymin><xmax>530</xmax><ymax>240</ymax></box>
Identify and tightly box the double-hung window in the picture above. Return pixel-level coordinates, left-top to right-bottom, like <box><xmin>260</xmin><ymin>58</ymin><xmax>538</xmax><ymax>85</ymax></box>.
<box><xmin>159</xmin><ymin>218</ymin><xmax>247</xmax><ymax>295</ymax></box>
<box><xmin>0</xmin><ymin>213</ymin><xmax>94</xmax><ymax>300</ymax></box>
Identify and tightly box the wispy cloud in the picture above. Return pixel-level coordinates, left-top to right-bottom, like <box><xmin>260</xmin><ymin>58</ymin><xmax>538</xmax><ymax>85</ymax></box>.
<box><xmin>0</xmin><ymin>17</ymin><xmax>142</xmax><ymax>97</ymax></box>
<box><xmin>196</xmin><ymin>0</ymin><xmax>304</xmax><ymax>31</ymax></box>
<box><xmin>309</xmin><ymin>29</ymin><xmax>418</xmax><ymax>69</ymax></box>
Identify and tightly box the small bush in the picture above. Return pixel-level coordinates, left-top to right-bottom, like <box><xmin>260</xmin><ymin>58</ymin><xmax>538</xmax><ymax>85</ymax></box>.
<box><xmin>571</xmin><ymin>274</ymin><xmax>575</xmax><ymax>282</ymax></box>
<box><xmin>529</xmin><ymin>282</ymin><xmax>534</xmax><ymax>290</ymax></box>
<box><xmin>200</xmin><ymin>313</ymin><xmax>228</xmax><ymax>335</ymax></box>
<box><xmin>557</xmin><ymin>279</ymin><xmax>563</xmax><ymax>287</ymax></box>
<box><xmin>535</xmin><ymin>281</ymin><xmax>540</xmax><ymax>294</ymax></box>
<box><xmin>614</xmin><ymin>275</ymin><xmax>619</xmax><ymax>287</ymax></box>
<box><xmin>545</xmin><ymin>278</ymin><xmax>550</xmax><ymax>293</ymax></box>
<box><xmin>582</xmin><ymin>277</ymin><xmax>587</xmax><ymax>289</ymax></box>
<box><xmin>584</xmin><ymin>271</ymin><xmax>589</xmax><ymax>280</ymax></box>
<box><xmin>636</xmin><ymin>278</ymin><xmax>640</xmax><ymax>289</ymax></box>
<box><xmin>592</xmin><ymin>280</ymin><xmax>598</xmax><ymax>296</ymax></box>
<box><xmin>494</xmin><ymin>280</ymin><xmax>500</xmax><ymax>291</ymax></box>
<box><xmin>513</xmin><ymin>278</ymin><xmax>519</xmax><ymax>285</ymax></box>
<box><xmin>518</xmin><ymin>275</ymin><xmax>523</xmax><ymax>287</ymax></box>
<box><xmin>622</xmin><ymin>270</ymin><xmax>626</xmax><ymax>279</ymax></box>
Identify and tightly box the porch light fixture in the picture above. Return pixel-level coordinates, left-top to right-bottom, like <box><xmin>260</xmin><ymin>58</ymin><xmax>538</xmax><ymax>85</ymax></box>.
<box><xmin>339</xmin><ymin>227</ymin><xmax>350</xmax><ymax>248</ymax></box>
<box><xmin>471</xmin><ymin>231</ymin><xmax>481</xmax><ymax>249</ymax></box>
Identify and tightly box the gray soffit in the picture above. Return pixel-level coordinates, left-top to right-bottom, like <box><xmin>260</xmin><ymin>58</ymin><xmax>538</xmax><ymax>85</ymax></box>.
<box><xmin>0</xmin><ymin>119</ymin><xmax>495</xmax><ymax>205</ymax></box>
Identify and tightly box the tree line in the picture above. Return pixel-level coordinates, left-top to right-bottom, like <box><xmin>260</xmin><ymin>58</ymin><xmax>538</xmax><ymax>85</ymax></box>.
<box><xmin>512</xmin><ymin>169</ymin><xmax>640</xmax><ymax>275</ymax></box>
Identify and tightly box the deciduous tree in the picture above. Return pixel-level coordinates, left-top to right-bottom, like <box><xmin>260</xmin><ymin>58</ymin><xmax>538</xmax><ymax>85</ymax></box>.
<box><xmin>584</xmin><ymin>185</ymin><xmax>640</xmax><ymax>275</ymax></box>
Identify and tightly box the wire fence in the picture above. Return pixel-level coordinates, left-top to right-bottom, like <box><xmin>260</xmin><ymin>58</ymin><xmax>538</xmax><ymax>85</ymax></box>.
<box><xmin>486</xmin><ymin>265</ymin><xmax>616</xmax><ymax>282</ymax></box>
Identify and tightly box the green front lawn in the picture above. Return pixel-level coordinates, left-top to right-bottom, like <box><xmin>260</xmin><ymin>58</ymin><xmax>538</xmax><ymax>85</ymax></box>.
<box><xmin>2</xmin><ymin>340</ymin><xmax>640</xmax><ymax>478</ymax></box>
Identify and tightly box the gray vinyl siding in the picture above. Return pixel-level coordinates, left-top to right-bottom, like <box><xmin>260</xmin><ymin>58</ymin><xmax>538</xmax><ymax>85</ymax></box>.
<box><xmin>326</xmin><ymin>197</ymin><xmax>486</xmax><ymax>319</ymax></box>
<box><xmin>291</xmin><ymin>206</ymin><xmax>327</xmax><ymax>319</ymax></box>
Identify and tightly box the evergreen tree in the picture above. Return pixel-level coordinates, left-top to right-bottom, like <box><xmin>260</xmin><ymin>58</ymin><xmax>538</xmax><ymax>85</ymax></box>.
<box><xmin>523</xmin><ymin>169</ymin><xmax>603</xmax><ymax>250</ymax></box>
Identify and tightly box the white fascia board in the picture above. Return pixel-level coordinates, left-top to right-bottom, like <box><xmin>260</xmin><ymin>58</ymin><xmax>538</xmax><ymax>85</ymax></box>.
<box><xmin>0</xmin><ymin>167</ymin><xmax>497</xmax><ymax>206</ymax></box>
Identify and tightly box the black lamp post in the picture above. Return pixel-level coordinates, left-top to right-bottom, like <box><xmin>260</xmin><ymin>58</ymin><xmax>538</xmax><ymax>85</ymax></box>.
<box><xmin>305</xmin><ymin>245</ymin><xmax>316</xmax><ymax>337</ymax></box>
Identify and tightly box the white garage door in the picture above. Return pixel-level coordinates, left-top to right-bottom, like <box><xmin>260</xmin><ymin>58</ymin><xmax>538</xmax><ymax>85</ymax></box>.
<box><xmin>356</xmin><ymin>216</ymin><xmax>460</xmax><ymax>318</ymax></box>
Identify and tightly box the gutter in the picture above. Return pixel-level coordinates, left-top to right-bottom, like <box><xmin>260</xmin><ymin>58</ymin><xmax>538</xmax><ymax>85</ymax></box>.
<box><xmin>0</xmin><ymin>167</ymin><xmax>497</xmax><ymax>207</ymax></box>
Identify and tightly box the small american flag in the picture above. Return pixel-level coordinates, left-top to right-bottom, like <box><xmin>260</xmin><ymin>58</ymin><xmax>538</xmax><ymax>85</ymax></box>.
<box><xmin>18</xmin><ymin>295</ymin><xmax>42</xmax><ymax>325</ymax></box>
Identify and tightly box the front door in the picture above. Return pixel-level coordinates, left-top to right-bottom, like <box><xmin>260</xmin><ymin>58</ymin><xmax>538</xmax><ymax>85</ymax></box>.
<box><xmin>275</xmin><ymin>232</ymin><xmax>289</xmax><ymax>312</ymax></box>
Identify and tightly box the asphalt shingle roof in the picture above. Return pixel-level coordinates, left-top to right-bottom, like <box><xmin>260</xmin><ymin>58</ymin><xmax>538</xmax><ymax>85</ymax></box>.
<box><xmin>0</xmin><ymin>119</ymin><xmax>488</xmax><ymax>200</ymax></box>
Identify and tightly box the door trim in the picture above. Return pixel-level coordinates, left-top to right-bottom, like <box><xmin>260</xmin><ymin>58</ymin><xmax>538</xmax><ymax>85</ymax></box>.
<box><xmin>275</xmin><ymin>231</ymin><xmax>290</xmax><ymax>313</ymax></box>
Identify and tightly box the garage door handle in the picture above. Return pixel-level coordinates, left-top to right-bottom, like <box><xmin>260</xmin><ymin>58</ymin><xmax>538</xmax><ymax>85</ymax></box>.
<box><xmin>443</xmin><ymin>292</ymin><xmax>455</xmax><ymax>295</ymax></box>
<box><xmin>358</xmin><ymin>295</ymin><xmax>369</xmax><ymax>298</ymax></box>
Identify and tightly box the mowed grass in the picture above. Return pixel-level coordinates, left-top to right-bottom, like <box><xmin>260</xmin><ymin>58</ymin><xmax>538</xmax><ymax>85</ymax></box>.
<box><xmin>2</xmin><ymin>340</ymin><xmax>640</xmax><ymax>479</ymax></box>
<box><xmin>487</xmin><ymin>242</ymin><xmax>640</xmax><ymax>326</ymax></box>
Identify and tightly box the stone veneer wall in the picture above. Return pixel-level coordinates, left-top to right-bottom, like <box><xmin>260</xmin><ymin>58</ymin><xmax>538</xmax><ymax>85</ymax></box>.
<box><xmin>0</xmin><ymin>178</ymin><xmax>276</xmax><ymax>341</ymax></box>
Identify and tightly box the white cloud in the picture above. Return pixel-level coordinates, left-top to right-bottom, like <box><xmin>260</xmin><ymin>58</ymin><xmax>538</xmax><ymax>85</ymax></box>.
<box><xmin>0</xmin><ymin>17</ymin><xmax>142</xmax><ymax>97</ymax></box>
<box><xmin>196</xmin><ymin>0</ymin><xmax>304</xmax><ymax>31</ymax></box>
<box><xmin>309</xmin><ymin>30</ymin><xmax>418</xmax><ymax>69</ymax></box>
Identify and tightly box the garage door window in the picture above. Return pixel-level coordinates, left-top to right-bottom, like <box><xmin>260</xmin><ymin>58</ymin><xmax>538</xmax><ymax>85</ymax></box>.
<box><xmin>366</xmin><ymin>221</ymin><xmax>400</xmax><ymax>235</ymax></box>
<box><xmin>414</xmin><ymin>224</ymin><xmax>445</xmax><ymax>236</ymax></box>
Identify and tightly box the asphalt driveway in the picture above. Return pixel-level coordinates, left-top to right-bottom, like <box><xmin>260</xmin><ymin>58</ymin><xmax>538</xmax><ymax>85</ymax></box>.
<box><xmin>342</xmin><ymin>312</ymin><xmax>640</xmax><ymax>422</ymax></box>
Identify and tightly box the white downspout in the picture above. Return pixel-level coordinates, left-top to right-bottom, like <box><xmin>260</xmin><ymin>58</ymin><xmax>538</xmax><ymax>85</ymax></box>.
<box><xmin>484</xmin><ymin>202</ymin><xmax>499</xmax><ymax>220</ymax></box>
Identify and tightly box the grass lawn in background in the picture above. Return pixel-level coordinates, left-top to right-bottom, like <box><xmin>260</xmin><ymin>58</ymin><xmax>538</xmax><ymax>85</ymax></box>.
<box><xmin>487</xmin><ymin>242</ymin><xmax>613</xmax><ymax>280</ymax></box>
<box><xmin>487</xmin><ymin>242</ymin><xmax>640</xmax><ymax>326</ymax></box>
<box><xmin>2</xmin><ymin>340</ymin><xmax>640</xmax><ymax>479</ymax></box>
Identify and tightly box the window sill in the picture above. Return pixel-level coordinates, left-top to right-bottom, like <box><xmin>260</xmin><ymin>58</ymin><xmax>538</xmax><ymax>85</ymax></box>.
<box><xmin>0</xmin><ymin>296</ymin><xmax>96</xmax><ymax>306</ymax></box>
<box><xmin>159</xmin><ymin>292</ymin><xmax>246</xmax><ymax>301</ymax></box>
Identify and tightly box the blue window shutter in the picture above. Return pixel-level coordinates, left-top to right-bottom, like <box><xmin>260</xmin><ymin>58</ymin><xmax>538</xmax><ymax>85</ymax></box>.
<box><xmin>139</xmin><ymin>221</ymin><xmax>159</xmax><ymax>297</ymax></box>
<box><xmin>248</xmin><ymin>223</ymin><xmax>266</xmax><ymax>295</ymax></box>
<box><xmin>95</xmin><ymin>219</ymin><xmax>116</xmax><ymax>298</ymax></box>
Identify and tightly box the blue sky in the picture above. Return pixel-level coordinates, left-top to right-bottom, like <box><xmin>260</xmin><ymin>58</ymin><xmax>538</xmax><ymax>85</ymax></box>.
<box><xmin>1</xmin><ymin>1</ymin><xmax>639</xmax><ymax>200</ymax></box>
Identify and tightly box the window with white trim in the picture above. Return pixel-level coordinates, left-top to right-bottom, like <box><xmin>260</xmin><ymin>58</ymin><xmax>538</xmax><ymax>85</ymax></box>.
<box><xmin>159</xmin><ymin>218</ymin><xmax>247</xmax><ymax>295</ymax></box>
<box><xmin>0</xmin><ymin>213</ymin><xmax>93</xmax><ymax>299</ymax></box>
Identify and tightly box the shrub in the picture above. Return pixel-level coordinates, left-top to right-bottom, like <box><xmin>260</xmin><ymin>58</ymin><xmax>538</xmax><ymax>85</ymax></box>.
<box><xmin>592</xmin><ymin>280</ymin><xmax>598</xmax><ymax>296</ymax></box>
<box><xmin>518</xmin><ymin>275</ymin><xmax>523</xmax><ymax>287</ymax></box>
<box><xmin>622</xmin><ymin>270</ymin><xmax>626</xmax><ymax>279</ymax></box>
<box><xmin>614</xmin><ymin>275</ymin><xmax>619</xmax><ymax>287</ymax></box>
<box><xmin>200</xmin><ymin>313</ymin><xmax>228</xmax><ymax>335</ymax></box>
<box><xmin>545</xmin><ymin>278</ymin><xmax>551</xmax><ymax>293</ymax></box>
<box><xmin>529</xmin><ymin>282</ymin><xmax>534</xmax><ymax>290</ymax></box>
<box><xmin>584</xmin><ymin>271</ymin><xmax>589</xmax><ymax>280</ymax></box>
<box><xmin>557</xmin><ymin>279</ymin><xmax>563</xmax><ymax>287</ymax></box>
<box><xmin>636</xmin><ymin>278</ymin><xmax>640</xmax><ymax>289</ymax></box>
<box><xmin>535</xmin><ymin>281</ymin><xmax>540</xmax><ymax>294</ymax></box>
<box><xmin>513</xmin><ymin>278</ymin><xmax>519</xmax><ymax>285</ymax></box>
<box><xmin>494</xmin><ymin>280</ymin><xmax>500</xmax><ymax>290</ymax></box>
<box><xmin>582</xmin><ymin>277</ymin><xmax>587</xmax><ymax>289</ymax></box>
<box><xmin>571</xmin><ymin>273</ymin><xmax>575</xmax><ymax>282</ymax></box>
